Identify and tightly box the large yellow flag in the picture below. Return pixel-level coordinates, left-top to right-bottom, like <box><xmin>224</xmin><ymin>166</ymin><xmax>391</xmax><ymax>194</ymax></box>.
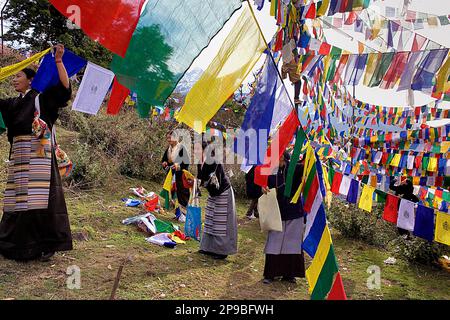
<box><xmin>435</xmin><ymin>211</ymin><xmax>450</xmax><ymax>246</ymax></box>
<box><xmin>176</xmin><ymin>5</ymin><xmax>266</xmax><ymax>133</ymax></box>
<box><xmin>0</xmin><ymin>48</ymin><xmax>51</xmax><ymax>82</ymax></box>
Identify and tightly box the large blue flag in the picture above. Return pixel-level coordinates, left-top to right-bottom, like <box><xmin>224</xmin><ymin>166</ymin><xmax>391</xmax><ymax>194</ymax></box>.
<box><xmin>235</xmin><ymin>56</ymin><xmax>279</xmax><ymax>165</ymax></box>
<box><xmin>32</xmin><ymin>50</ymin><xmax>87</xmax><ymax>92</ymax></box>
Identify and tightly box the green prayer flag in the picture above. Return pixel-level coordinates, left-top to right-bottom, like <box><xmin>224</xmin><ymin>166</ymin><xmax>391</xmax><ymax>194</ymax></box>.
<box><xmin>369</xmin><ymin>52</ymin><xmax>395</xmax><ymax>87</ymax></box>
<box><xmin>285</xmin><ymin>129</ymin><xmax>307</xmax><ymax>197</ymax></box>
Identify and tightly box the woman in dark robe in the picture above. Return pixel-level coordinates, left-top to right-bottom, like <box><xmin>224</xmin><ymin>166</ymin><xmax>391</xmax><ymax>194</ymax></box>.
<box><xmin>0</xmin><ymin>44</ymin><xmax>73</xmax><ymax>262</ymax></box>
<box><xmin>262</xmin><ymin>151</ymin><xmax>305</xmax><ymax>284</ymax></box>
<box><xmin>197</xmin><ymin>141</ymin><xmax>237</xmax><ymax>260</ymax></box>
<box><xmin>161</xmin><ymin>131</ymin><xmax>190</xmax><ymax>220</ymax></box>
<box><xmin>245</xmin><ymin>166</ymin><xmax>262</xmax><ymax>220</ymax></box>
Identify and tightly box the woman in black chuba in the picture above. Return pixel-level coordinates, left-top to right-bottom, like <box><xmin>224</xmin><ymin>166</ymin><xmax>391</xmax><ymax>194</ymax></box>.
<box><xmin>161</xmin><ymin>130</ymin><xmax>190</xmax><ymax>220</ymax></box>
<box><xmin>0</xmin><ymin>44</ymin><xmax>73</xmax><ymax>262</ymax></box>
<box><xmin>197</xmin><ymin>140</ymin><xmax>237</xmax><ymax>260</ymax></box>
<box><xmin>262</xmin><ymin>151</ymin><xmax>305</xmax><ymax>284</ymax></box>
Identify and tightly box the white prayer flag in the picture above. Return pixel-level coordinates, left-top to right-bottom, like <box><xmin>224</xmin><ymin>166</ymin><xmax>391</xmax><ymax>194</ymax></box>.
<box><xmin>373</xmin><ymin>151</ymin><xmax>383</xmax><ymax>164</ymax></box>
<box><xmin>407</xmin><ymin>155</ymin><xmax>415</xmax><ymax>170</ymax></box>
<box><xmin>72</xmin><ymin>62</ymin><xmax>115</xmax><ymax>115</ymax></box>
<box><xmin>397</xmin><ymin>199</ymin><xmax>416</xmax><ymax>231</ymax></box>
<box><xmin>339</xmin><ymin>175</ymin><xmax>352</xmax><ymax>196</ymax></box>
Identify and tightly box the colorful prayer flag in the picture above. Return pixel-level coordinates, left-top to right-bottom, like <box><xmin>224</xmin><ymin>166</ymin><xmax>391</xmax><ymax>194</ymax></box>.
<box><xmin>176</xmin><ymin>4</ymin><xmax>266</xmax><ymax>132</ymax></box>
<box><xmin>112</xmin><ymin>0</ymin><xmax>243</xmax><ymax>107</ymax></box>
<box><xmin>49</xmin><ymin>0</ymin><xmax>146</xmax><ymax>57</ymax></box>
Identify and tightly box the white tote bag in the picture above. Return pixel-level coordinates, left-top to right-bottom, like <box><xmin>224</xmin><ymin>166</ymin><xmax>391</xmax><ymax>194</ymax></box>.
<box><xmin>258</xmin><ymin>188</ymin><xmax>282</xmax><ymax>232</ymax></box>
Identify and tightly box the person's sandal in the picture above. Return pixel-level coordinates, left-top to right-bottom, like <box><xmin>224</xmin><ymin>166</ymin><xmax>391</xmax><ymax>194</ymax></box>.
<box><xmin>263</xmin><ymin>278</ymin><xmax>273</xmax><ymax>284</ymax></box>
<box><xmin>40</xmin><ymin>251</ymin><xmax>55</xmax><ymax>262</ymax></box>
<box><xmin>282</xmin><ymin>277</ymin><xmax>296</xmax><ymax>283</ymax></box>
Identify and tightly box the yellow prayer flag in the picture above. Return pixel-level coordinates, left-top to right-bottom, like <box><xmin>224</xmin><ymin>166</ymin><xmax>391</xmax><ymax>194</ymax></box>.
<box><xmin>413</xmin><ymin>176</ymin><xmax>420</xmax><ymax>185</ymax></box>
<box><xmin>0</xmin><ymin>48</ymin><xmax>51</xmax><ymax>82</ymax></box>
<box><xmin>358</xmin><ymin>41</ymin><xmax>365</xmax><ymax>54</ymax></box>
<box><xmin>427</xmin><ymin>17</ymin><xmax>438</xmax><ymax>27</ymax></box>
<box><xmin>306</xmin><ymin>226</ymin><xmax>332</xmax><ymax>294</ymax></box>
<box><xmin>370</xmin><ymin>15</ymin><xmax>382</xmax><ymax>40</ymax></box>
<box><xmin>292</xmin><ymin>144</ymin><xmax>315</xmax><ymax>204</ymax></box>
<box><xmin>427</xmin><ymin>157</ymin><xmax>438</xmax><ymax>172</ymax></box>
<box><xmin>358</xmin><ymin>184</ymin><xmax>375</xmax><ymax>213</ymax></box>
<box><xmin>370</xmin><ymin>135</ymin><xmax>377</xmax><ymax>143</ymax></box>
<box><xmin>390</xmin><ymin>154</ymin><xmax>401</xmax><ymax>167</ymax></box>
<box><xmin>363</xmin><ymin>53</ymin><xmax>382</xmax><ymax>86</ymax></box>
<box><xmin>435</xmin><ymin>211</ymin><xmax>450</xmax><ymax>246</ymax></box>
<box><xmin>370</xmin><ymin>175</ymin><xmax>377</xmax><ymax>188</ymax></box>
<box><xmin>317</xmin><ymin>0</ymin><xmax>330</xmax><ymax>17</ymax></box>
<box><xmin>176</xmin><ymin>5</ymin><xmax>265</xmax><ymax>133</ymax></box>
<box><xmin>435</xmin><ymin>53</ymin><xmax>450</xmax><ymax>97</ymax></box>
<box><xmin>163</xmin><ymin>169</ymin><xmax>173</xmax><ymax>192</ymax></box>
<box><xmin>270</xmin><ymin>0</ymin><xmax>276</xmax><ymax>16</ymax></box>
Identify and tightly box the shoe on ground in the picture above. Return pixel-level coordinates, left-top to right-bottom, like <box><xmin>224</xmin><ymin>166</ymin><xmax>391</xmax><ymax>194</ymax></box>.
<box><xmin>40</xmin><ymin>251</ymin><xmax>55</xmax><ymax>262</ymax></box>
<box><xmin>263</xmin><ymin>278</ymin><xmax>273</xmax><ymax>284</ymax></box>
<box><xmin>246</xmin><ymin>213</ymin><xmax>257</xmax><ymax>220</ymax></box>
<box><xmin>282</xmin><ymin>277</ymin><xmax>296</xmax><ymax>283</ymax></box>
<box><xmin>212</xmin><ymin>254</ymin><xmax>227</xmax><ymax>260</ymax></box>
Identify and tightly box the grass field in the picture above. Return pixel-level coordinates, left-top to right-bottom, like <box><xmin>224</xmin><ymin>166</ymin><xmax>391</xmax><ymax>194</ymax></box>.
<box><xmin>0</xmin><ymin>128</ymin><xmax>449</xmax><ymax>300</ymax></box>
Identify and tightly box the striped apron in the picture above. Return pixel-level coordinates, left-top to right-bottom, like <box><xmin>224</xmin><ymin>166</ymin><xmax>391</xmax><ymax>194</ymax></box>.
<box><xmin>3</xmin><ymin>133</ymin><xmax>52</xmax><ymax>213</ymax></box>
<box><xmin>204</xmin><ymin>188</ymin><xmax>230</xmax><ymax>237</ymax></box>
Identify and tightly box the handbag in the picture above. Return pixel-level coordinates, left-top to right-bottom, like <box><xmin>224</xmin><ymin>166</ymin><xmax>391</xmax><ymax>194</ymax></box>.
<box><xmin>204</xmin><ymin>165</ymin><xmax>220</xmax><ymax>192</ymax></box>
<box><xmin>258</xmin><ymin>188</ymin><xmax>283</xmax><ymax>232</ymax></box>
<box><xmin>34</xmin><ymin>94</ymin><xmax>73</xmax><ymax>178</ymax></box>
<box><xmin>184</xmin><ymin>178</ymin><xmax>202</xmax><ymax>241</ymax></box>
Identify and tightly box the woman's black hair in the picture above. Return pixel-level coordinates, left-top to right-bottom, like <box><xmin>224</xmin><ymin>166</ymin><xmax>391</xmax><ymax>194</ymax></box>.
<box><xmin>21</xmin><ymin>68</ymin><xmax>36</xmax><ymax>79</ymax></box>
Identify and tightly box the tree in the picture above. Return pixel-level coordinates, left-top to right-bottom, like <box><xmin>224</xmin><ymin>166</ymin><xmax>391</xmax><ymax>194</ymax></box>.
<box><xmin>3</xmin><ymin>0</ymin><xmax>112</xmax><ymax>67</ymax></box>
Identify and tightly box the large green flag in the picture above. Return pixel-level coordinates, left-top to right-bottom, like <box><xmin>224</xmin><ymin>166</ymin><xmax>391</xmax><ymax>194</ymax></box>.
<box><xmin>111</xmin><ymin>0</ymin><xmax>242</xmax><ymax>106</ymax></box>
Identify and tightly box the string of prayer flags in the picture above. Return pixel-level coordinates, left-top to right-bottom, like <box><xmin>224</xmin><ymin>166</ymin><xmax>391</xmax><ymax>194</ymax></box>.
<box><xmin>176</xmin><ymin>4</ymin><xmax>266</xmax><ymax>133</ymax></box>
<box><xmin>302</xmin><ymin>151</ymin><xmax>347</xmax><ymax>300</ymax></box>
<box><xmin>49</xmin><ymin>0</ymin><xmax>146</xmax><ymax>57</ymax></box>
<box><xmin>112</xmin><ymin>0</ymin><xmax>243</xmax><ymax>107</ymax></box>
<box><xmin>0</xmin><ymin>48</ymin><xmax>51</xmax><ymax>82</ymax></box>
<box><xmin>72</xmin><ymin>62</ymin><xmax>115</xmax><ymax>115</ymax></box>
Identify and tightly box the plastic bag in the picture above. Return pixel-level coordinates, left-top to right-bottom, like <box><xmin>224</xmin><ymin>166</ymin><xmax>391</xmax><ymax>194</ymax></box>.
<box><xmin>185</xmin><ymin>206</ymin><xmax>202</xmax><ymax>241</ymax></box>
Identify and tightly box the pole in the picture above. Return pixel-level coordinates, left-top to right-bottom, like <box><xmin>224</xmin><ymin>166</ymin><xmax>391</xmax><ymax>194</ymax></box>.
<box><xmin>1</xmin><ymin>0</ymin><xmax>9</xmax><ymax>55</ymax></box>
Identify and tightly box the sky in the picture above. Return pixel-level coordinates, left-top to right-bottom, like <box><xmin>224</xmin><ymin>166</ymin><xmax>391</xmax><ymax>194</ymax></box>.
<box><xmin>1</xmin><ymin>0</ymin><xmax>449</xmax><ymax>126</ymax></box>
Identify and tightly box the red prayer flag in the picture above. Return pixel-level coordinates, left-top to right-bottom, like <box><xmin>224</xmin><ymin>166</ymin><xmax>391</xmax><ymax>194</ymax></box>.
<box><xmin>319</xmin><ymin>42</ymin><xmax>332</xmax><ymax>55</ymax></box>
<box><xmin>330</xmin><ymin>171</ymin><xmax>343</xmax><ymax>194</ymax></box>
<box><xmin>107</xmin><ymin>78</ymin><xmax>131</xmax><ymax>115</ymax></box>
<box><xmin>254</xmin><ymin>111</ymin><xmax>301</xmax><ymax>187</ymax></box>
<box><xmin>305</xmin><ymin>3</ymin><xmax>317</xmax><ymax>19</ymax></box>
<box><xmin>327</xmin><ymin>272</ymin><xmax>347</xmax><ymax>300</ymax></box>
<box><xmin>412</xmin><ymin>34</ymin><xmax>427</xmax><ymax>52</ymax></box>
<box><xmin>49</xmin><ymin>0</ymin><xmax>146</xmax><ymax>57</ymax></box>
<box><xmin>274</xmin><ymin>29</ymin><xmax>284</xmax><ymax>52</ymax></box>
<box><xmin>383</xmin><ymin>194</ymin><xmax>400</xmax><ymax>223</ymax></box>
